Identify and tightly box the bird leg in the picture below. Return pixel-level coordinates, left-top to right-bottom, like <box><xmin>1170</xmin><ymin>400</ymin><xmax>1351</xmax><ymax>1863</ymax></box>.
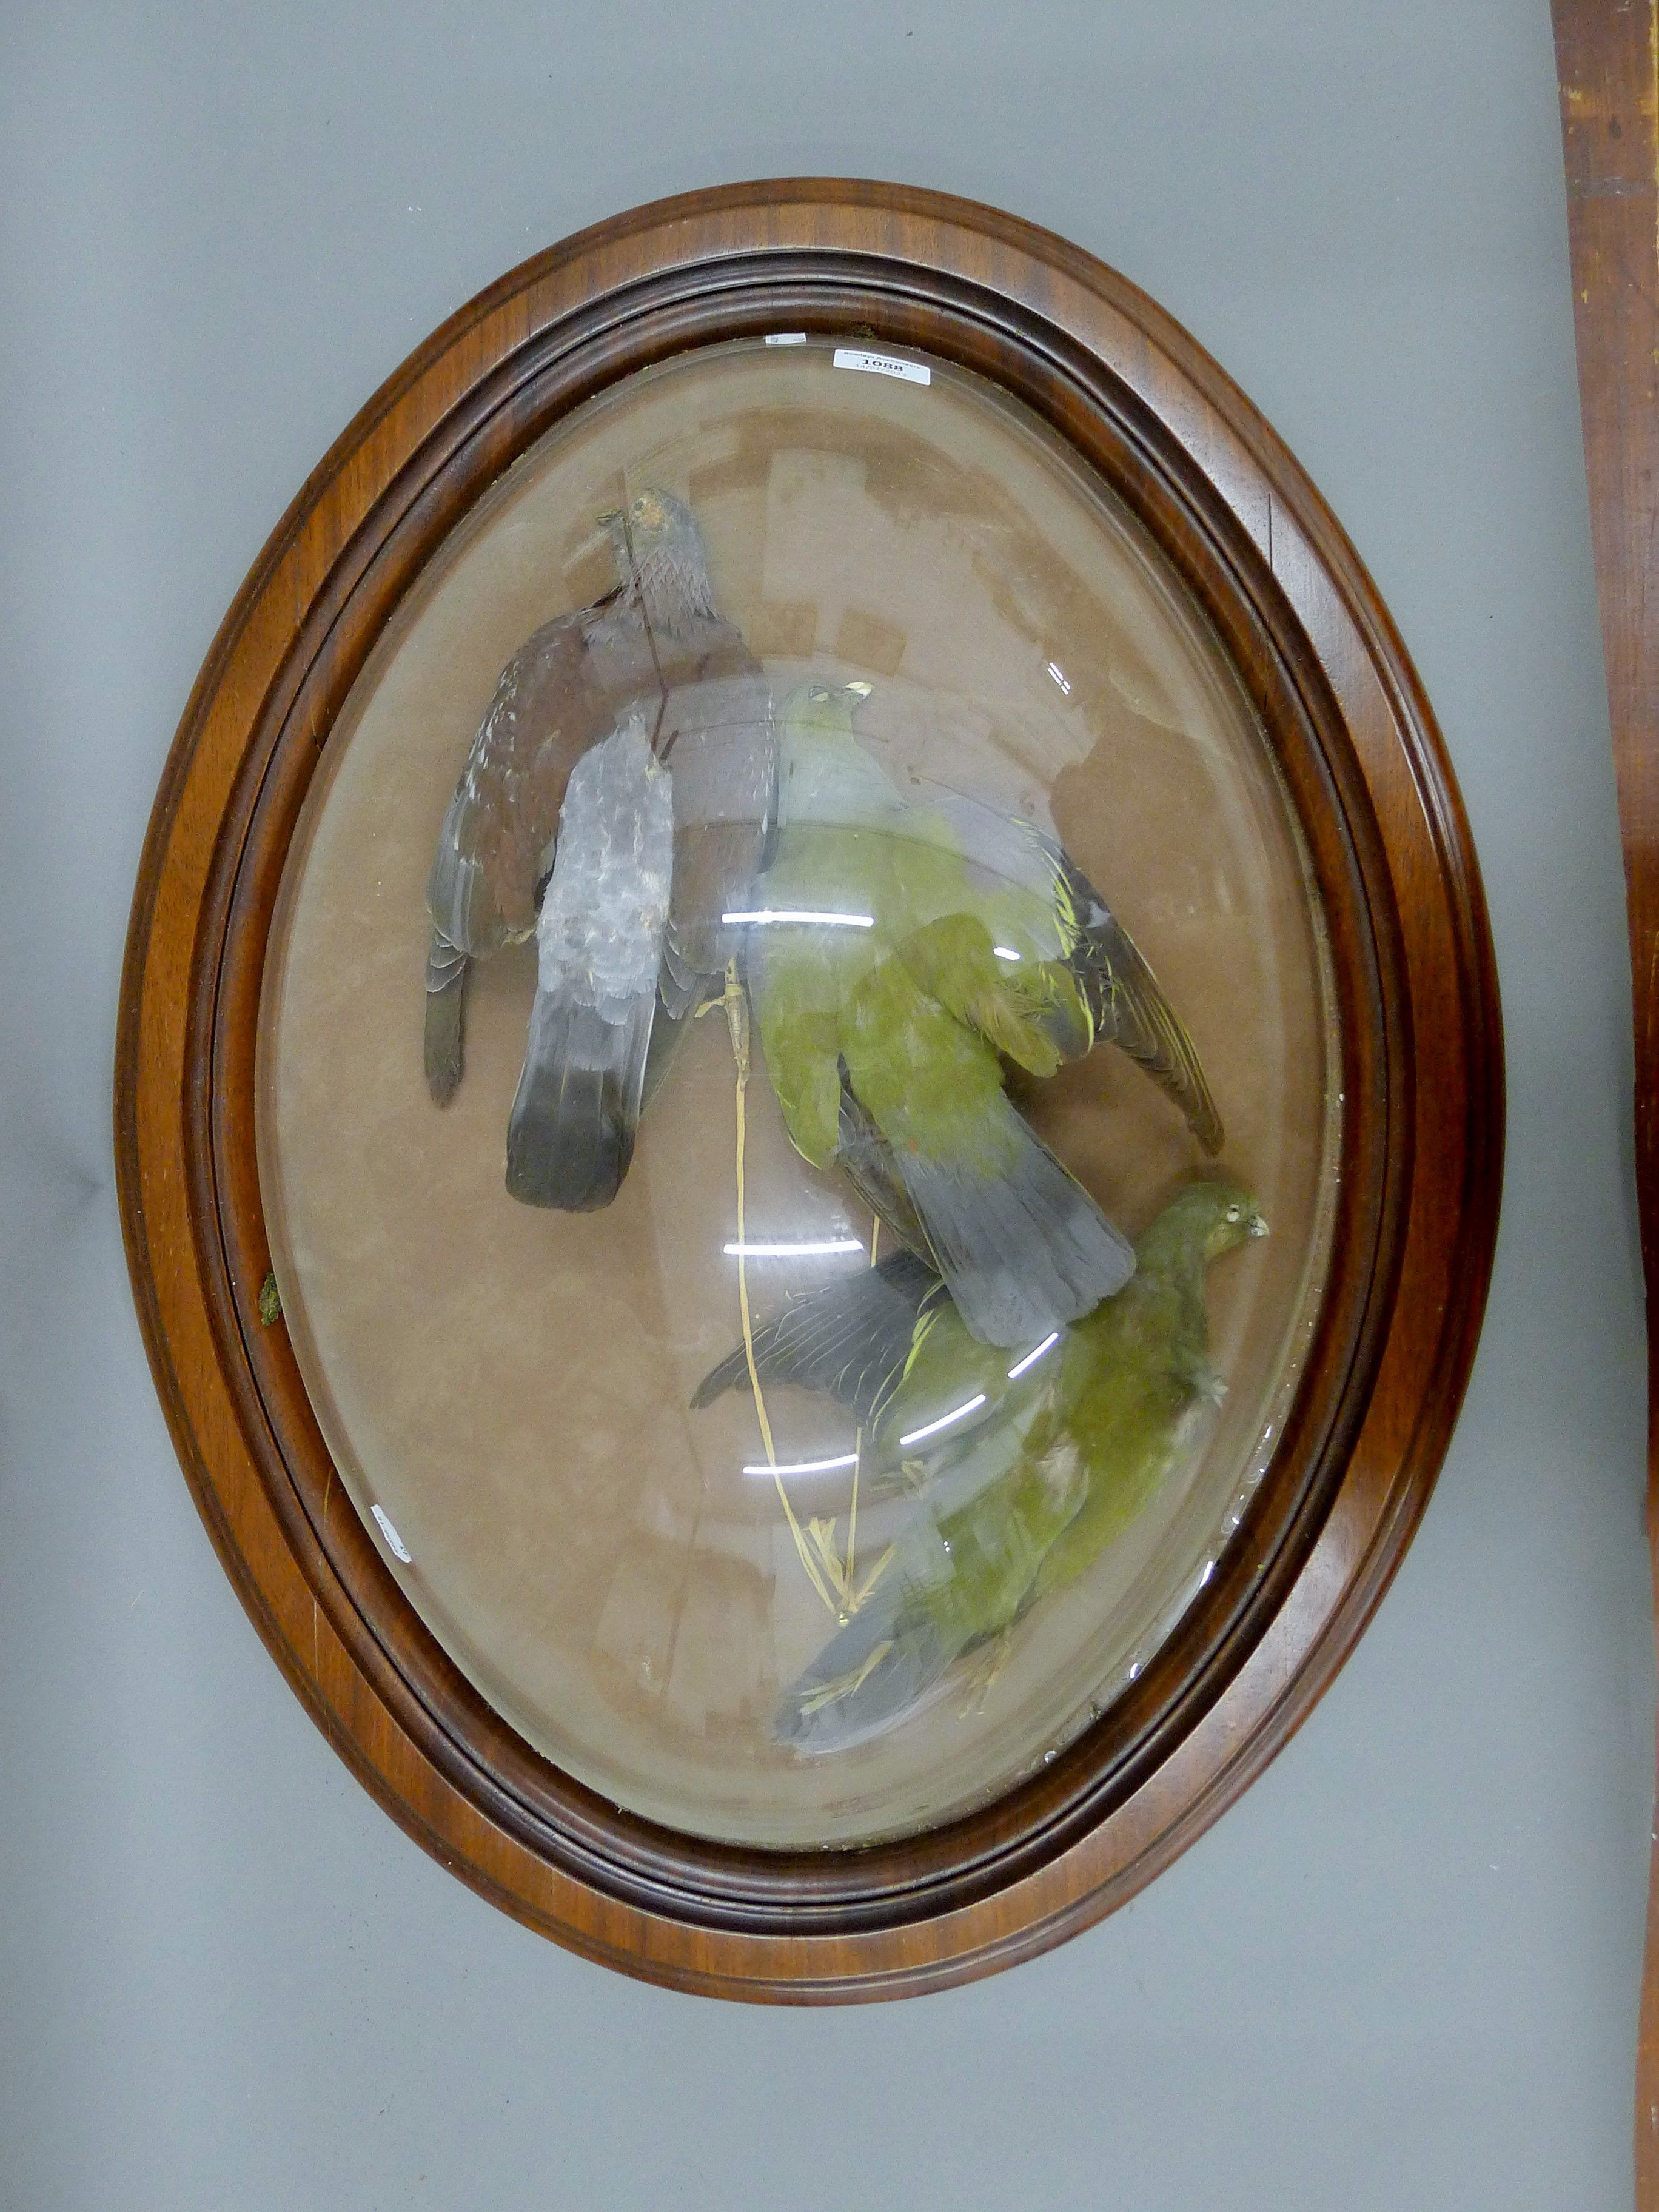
<box><xmin>957</xmin><ymin>1629</ymin><xmax>1019</xmax><ymax>1718</ymax></box>
<box><xmin>797</xmin><ymin>1637</ymin><xmax>896</xmax><ymax>1721</ymax></box>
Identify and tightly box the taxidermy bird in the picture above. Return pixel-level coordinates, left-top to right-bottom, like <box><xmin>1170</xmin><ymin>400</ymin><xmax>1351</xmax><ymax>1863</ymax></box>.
<box><xmin>740</xmin><ymin>682</ymin><xmax>1221</xmax><ymax>1346</ymax></box>
<box><xmin>694</xmin><ymin>1179</ymin><xmax>1266</xmax><ymax>1752</ymax></box>
<box><xmin>422</xmin><ymin>487</ymin><xmax>761</xmax><ymax>1110</ymax></box>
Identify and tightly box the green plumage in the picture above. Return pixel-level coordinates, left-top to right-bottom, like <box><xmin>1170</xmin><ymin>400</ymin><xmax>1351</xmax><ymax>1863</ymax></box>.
<box><xmin>740</xmin><ymin>685</ymin><xmax>1221</xmax><ymax>1347</ymax></box>
<box><xmin>751</xmin><ymin>688</ymin><xmax>1090</xmax><ymax>1171</ymax></box>
<box><xmin>695</xmin><ymin>1179</ymin><xmax>1266</xmax><ymax>1752</ymax></box>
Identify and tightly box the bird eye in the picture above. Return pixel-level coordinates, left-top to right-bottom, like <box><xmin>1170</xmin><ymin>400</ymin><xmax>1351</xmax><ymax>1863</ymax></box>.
<box><xmin>1225</xmin><ymin>1204</ymin><xmax>1241</xmax><ymax>1222</ymax></box>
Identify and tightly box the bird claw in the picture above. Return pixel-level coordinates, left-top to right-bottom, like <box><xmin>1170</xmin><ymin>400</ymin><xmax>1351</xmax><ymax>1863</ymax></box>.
<box><xmin>957</xmin><ymin>1631</ymin><xmax>1016</xmax><ymax>1717</ymax></box>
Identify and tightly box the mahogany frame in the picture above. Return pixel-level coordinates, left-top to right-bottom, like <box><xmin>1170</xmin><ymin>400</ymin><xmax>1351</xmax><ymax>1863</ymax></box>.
<box><xmin>114</xmin><ymin>180</ymin><xmax>1502</xmax><ymax>2001</ymax></box>
<box><xmin>1549</xmin><ymin>7</ymin><xmax>1659</xmax><ymax>2197</ymax></box>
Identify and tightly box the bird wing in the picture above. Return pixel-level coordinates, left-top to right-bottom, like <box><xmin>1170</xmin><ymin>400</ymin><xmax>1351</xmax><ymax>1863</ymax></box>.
<box><xmin>829</xmin><ymin>1079</ymin><xmax>938</xmax><ymax>1263</ymax></box>
<box><xmin>690</xmin><ymin>1248</ymin><xmax>945</xmax><ymax>1423</ymax></box>
<box><xmin>423</xmin><ymin>927</ymin><xmax>469</xmax><ymax>1105</ymax></box>
<box><xmin>426</xmin><ymin>608</ymin><xmax>617</xmax><ymax>955</ymax></box>
<box><xmin>839</xmin><ymin>950</ymin><xmax>1134</xmax><ymax>1346</ymax></box>
<box><xmin>777</xmin><ymin>1407</ymin><xmax>1087</xmax><ymax>1752</ymax></box>
<box><xmin>893</xmin><ymin>911</ymin><xmax>1088</xmax><ymax>1077</ymax></box>
<box><xmin>774</xmin><ymin>1516</ymin><xmax>964</xmax><ymax>1753</ymax></box>
<box><xmin>1049</xmin><ymin>845</ymin><xmax>1224</xmax><ymax>1153</ymax></box>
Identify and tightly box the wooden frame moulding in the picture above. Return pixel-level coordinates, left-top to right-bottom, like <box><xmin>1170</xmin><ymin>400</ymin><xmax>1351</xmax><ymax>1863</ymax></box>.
<box><xmin>115</xmin><ymin>180</ymin><xmax>1503</xmax><ymax>2001</ymax></box>
<box><xmin>1550</xmin><ymin>7</ymin><xmax>1659</xmax><ymax>2200</ymax></box>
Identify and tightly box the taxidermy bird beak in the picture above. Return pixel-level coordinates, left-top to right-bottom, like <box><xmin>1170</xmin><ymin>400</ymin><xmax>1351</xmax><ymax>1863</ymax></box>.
<box><xmin>596</xmin><ymin>507</ymin><xmax>623</xmax><ymax>526</ymax></box>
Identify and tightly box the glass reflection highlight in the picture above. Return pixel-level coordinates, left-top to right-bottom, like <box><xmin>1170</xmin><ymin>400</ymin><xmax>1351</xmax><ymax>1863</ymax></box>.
<box><xmin>720</xmin><ymin>909</ymin><xmax>875</xmax><ymax>928</ymax></box>
<box><xmin>1005</xmin><ymin>1331</ymin><xmax>1061</xmax><ymax>1381</ymax></box>
<box><xmin>898</xmin><ymin>1393</ymin><xmax>990</xmax><ymax>1449</ymax></box>
<box><xmin>723</xmin><ymin>1238</ymin><xmax>865</xmax><ymax>1258</ymax></box>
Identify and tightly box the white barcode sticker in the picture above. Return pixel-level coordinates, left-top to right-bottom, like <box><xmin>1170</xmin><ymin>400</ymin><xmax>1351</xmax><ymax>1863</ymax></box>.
<box><xmin>370</xmin><ymin>1504</ymin><xmax>412</xmax><ymax>1562</ymax></box>
<box><xmin>764</xmin><ymin>332</ymin><xmax>807</xmax><ymax>346</ymax></box>
<box><xmin>833</xmin><ymin>347</ymin><xmax>930</xmax><ymax>386</ymax></box>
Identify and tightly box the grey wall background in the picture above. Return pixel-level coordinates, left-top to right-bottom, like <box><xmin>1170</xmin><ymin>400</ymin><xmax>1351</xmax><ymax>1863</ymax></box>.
<box><xmin>0</xmin><ymin>2</ymin><xmax>1649</xmax><ymax>2206</ymax></box>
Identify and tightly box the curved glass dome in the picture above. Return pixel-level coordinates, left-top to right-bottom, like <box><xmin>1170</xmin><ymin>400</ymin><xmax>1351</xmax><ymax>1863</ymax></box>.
<box><xmin>257</xmin><ymin>335</ymin><xmax>1339</xmax><ymax>1848</ymax></box>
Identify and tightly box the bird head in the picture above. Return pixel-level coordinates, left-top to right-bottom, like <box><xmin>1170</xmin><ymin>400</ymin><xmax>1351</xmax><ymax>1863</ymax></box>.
<box><xmin>784</xmin><ymin>680</ymin><xmax>874</xmax><ymax>736</ymax></box>
<box><xmin>597</xmin><ymin>486</ymin><xmax>691</xmax><ymax>554</ymax></box>
<box><xmin>1142</xmin><ymin>1178</ymin><xmax>1268</xmax><ymax>1270</ymax></box>
<box><xmin>595</xmin><ymin>488</ymin><xmax>716</xmax><ymax>625</ymax></box>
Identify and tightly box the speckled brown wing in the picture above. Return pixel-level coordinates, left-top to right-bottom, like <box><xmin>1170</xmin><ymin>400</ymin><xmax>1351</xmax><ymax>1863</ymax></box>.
<box><xmin>423</xmin><ymin>607</ymin><xmax>625</xmax><ymax>1101</ymax></box>
<box><xmin>428</xmin><ymin>605</ymin><xmax>622</xmax><ymax>958</ymax></box>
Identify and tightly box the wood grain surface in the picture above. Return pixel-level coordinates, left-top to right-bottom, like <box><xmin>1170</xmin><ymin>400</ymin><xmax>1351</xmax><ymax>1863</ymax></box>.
<box><xmin>1550</xmin><ymin>7</ymin><xmax>1659</xmax><ymax>2197</ymax></box>
<box><xmin>113</xmin><ymin>180</ymin><xmax>1503</xmax><ymax>1999</ymax></box>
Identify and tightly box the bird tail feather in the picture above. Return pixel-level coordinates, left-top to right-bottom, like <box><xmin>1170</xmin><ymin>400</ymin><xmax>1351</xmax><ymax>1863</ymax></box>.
<box><xmin>504</xmin><ymin>987</ymin><xmax>656</xmax><ymax>1210</ymax></box>
<box><xmin>896</xmin><ymin>1103</ymin><xmax>1134</xmax><ymax>1347</ymax></box>
<box><xmin>423</xmin><ymin>928</ymin><xmax>469</xmax><ymax>1105</ymax></box>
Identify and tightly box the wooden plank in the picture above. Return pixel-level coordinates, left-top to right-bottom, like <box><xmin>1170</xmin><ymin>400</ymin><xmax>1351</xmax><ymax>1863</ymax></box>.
<box><xmin>1549</xmin><ymin>5</ymin><xmax>1659</xmax><ymax>2200</ymax></box>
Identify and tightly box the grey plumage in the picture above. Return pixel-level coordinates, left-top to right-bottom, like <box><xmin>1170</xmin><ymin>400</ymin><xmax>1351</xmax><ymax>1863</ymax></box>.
<box><xmin>888</xmin><ymin>1113</ymin><xmax>1134</xmax><ymax>1347</ymax></box>
<box><xmin>621</xmin><ymin>668</ymin><xmax>783</xmax><ymax>1141</ymax></box>
<box><xmin>777</xmin><ymin>1518</ymin><xmax>962</xmax><ymax>1752</ymax></box>
<box><xmin>504</xmin><ymin>715</ymin><xmax>674</xmax><ymax>1208</ymax></box>
<box><xmin>423</xmin><ymin>930</ymin><xmax>469</xmax><ymax>1104</ymax></box>
<box><xmin>657</xmin><ymin>675</ymin><xmax>779</xmax><ymax>1021</ymax></box>
<box><xmin>637</xmin><ymin>672</ymin><xmax>779</xmax><ymax>1112</ymax></box>
<box><xmin>830</xmin><ymin>1036</ymin><xmax>1134</xmax><ymax>1349</ymax></box>
<box><xmin>691</xmin><ymin>1248</ymin><xmax>943</xmax><ymax>1424</ymax></box>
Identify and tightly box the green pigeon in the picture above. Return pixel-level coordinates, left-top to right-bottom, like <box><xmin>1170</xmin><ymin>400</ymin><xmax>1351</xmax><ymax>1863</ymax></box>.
<box><xmin>737</xmin><ymin>682</ymin><xmax>1222</xmax><ymax>1346</ymax></box>
<box><xmin>693</xmin><ymin>1178</ymin><xmax>1266</xmax><ymax>1752</ymax></box>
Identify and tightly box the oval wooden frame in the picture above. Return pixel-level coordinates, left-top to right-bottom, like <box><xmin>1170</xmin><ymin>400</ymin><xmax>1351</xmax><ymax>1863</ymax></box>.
<box><xmin>115</xmin><ymin>179</ymin><xmax>1501</xmax><ymax>2002</ymax></box>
